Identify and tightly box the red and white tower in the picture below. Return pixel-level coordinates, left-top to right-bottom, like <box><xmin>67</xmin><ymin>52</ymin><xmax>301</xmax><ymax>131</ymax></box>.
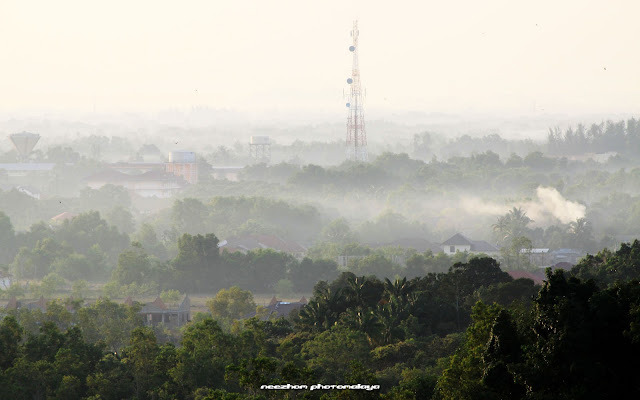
<box><xmin>345</xmin><ymin>20</ymin><xmax>368</xmax><ymax>162</ymax></box>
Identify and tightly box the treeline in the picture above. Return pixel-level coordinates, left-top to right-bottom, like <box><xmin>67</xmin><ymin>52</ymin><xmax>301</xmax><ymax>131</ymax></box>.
<box><xmin>547</xmin><ymin>118</ymin><xmax>640</xmax><ymax>156</ymax></box>
<box><xmin>0</xmin><ymin>256</ymin><xmax>535</xmax><ymax>399</ymax></box>
<box><xmin>3</xmin><ymin>240</ymin><xmax>640</xmax><ymax>398</ymax></box>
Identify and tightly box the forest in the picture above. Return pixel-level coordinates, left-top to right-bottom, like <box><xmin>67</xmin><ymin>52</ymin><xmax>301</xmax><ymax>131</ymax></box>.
<box><xmin>1</xmin><ymin>241</ymin><xmax>640</xmax><ymax>399</ymax></box>
<box><xmin>2</xmin><ymin>117</ymin><xmax>640</xmax><ymax>398</ymax></box>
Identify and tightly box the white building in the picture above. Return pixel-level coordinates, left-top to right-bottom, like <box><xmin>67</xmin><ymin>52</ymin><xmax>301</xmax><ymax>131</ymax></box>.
<box><xmin>441</xmin><ymin>233</ymin><xmax>500</xmax><ymax>256</ymax></box>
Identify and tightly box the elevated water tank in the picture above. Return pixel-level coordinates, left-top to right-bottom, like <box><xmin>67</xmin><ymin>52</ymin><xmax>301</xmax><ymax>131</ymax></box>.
<box><xmin>168</xmin><ymin>150</ymin><xmax>196</xmax><ymax>163</ymax></box>
<box><xmin>250</xmin><ymin>136</ymin><xmax>270</xmax><ymax>145</ymax></box>
<box><xmin>9</xmin><ymin>132</ymin><xmax>40</xmax><ymax>160</ymax></box>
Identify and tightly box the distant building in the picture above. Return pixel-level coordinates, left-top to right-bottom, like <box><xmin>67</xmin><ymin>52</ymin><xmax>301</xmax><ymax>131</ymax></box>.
<box><xmin>5</xmin><ymin>296</ymin><xmax>48</xmax><ymax>312</ymax></box>
<box><xmin>15</xmin><ymin>185</ymin><xmax>41</xmax><ymax>199</ymax></box>
<box><xmin>550</xmin><ymin>249</ymin><xmax>584</xmax><ymax>265</ymax></box>
<box><xmin>520</xmin><ymin>248</ymin><xmax>552</xmax><ymax>267</ymax></box>
<box><xmin>507</xmin><ymin>270</ymin><xmax>545</xmax><ymax>285</ymax></box>
<box><xmin>85</xmin><ymin>169</ymin><xmax>186</xmax><ymax>198</ymax></box>
<box><xmin>138</xmin><ymin>295</ymin><xmax>191</xmax><ymax>327</ymax></box>
<box><xmin>51</xmin><ymin>211</ymin><xmax>76</xmax><ymax>224</ymax></box>
<box><xmin>0</xmin><ymin>163</ymin><xmax>56</xmax><ymax>177</ymax></box>
<box><xmin>441</xmin><ymin>233</ymin><xmax>499</xmax><ymax>256</ymax></box>
<box><xmin>244</xmin><ymin>296</ymin><xmax>308</xmax><ymax>320</ymax></box>
<box><xmin>336</xmin><ymin>255</ymin><xmax>366</xmax><ymax>268</ymax></box>
<box><xmin>165</xmin><ymin>151</ymin><xmax>198</xmax><ymax>184</ymax></box>
<box><xmin>220</xmin><ymin>235</ymin><xmax>307</xmax><ymax>259</ymax></box>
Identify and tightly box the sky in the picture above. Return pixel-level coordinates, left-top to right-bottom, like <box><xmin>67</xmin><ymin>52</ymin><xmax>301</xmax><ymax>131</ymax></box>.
<box><xmin>1</xmin><ymin>0</ymin><xmax>639</xmax><ymax>119</ymax></box>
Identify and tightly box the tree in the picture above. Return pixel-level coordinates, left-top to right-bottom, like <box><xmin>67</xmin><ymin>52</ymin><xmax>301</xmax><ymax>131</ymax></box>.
<box><xmin>568</xmin><ymin>217</ymin><xmax>595</xmax><ymax>251</ymax></box>
<box><xmin>321</xmin><ymin>218</ymin><xmax>357</xmax><ymax>243</ymax></box>
<box><xmin>124</xmin><ymin>327</ymin><xmax>160</xmax><ymax>399</ymax></box>
<box><xmin>133</xmin><ymin>224</ymin><xmax>167</xmax><ymax>260</ymax></box>
<box><xmin>105</xmin><ymin>205</ymin><xmax>136</xmax><ymax>234</ymax></box>
<box><xmin>57</xmin><ymin>211</ymin><xmax>130</xmax><ymax>262</ymax></box>
<box><xmin>436</xmin><ymin>302</ymin><xmax>506</xmax><ymax>400</ymax></box>
<box><xmin>173</xmin><ymin>319</ymin><xmax>238</xmax><ymax>391</ymax></box>
<box><xmin>112</xmin><ymin>243</ymin><xmax>152</xmax><ymax>286</ymax></box>
<box><xmin>492</xmin><ymin>207</ymin><xmax>532</xmax><ymax>244</ymax></box>
<box><xmin>207</xmin><ymin>286</ymin><xmax>257</xmax><ymax>325</ymax></box>
<box><xmin>0</xmin><ymin>211</ymin><xmax>16</xmax><ymax>264</ymax></box>
<box><xmin>172</xmin><ymin>198</ymin><xmax>209</xmax><ymax>234</ymax></box>
<box><xmin>72</xmin><ymin>279</ymin><xmax>90</xmax><ymax>299</ymax></box>
<box><xmin>173</xmin><ymin>233</ymin><xmax>221</xmax><ymax>292</ymax></box>
<box><xmin>352</xmin><ymin>254</ymin><xmax>397</xmax><ymax>278</ymax></box>
<box><xmin>288</xmin><ymin>257</ymin><xmax>339</xmax><ymax>292</ymax></box>
<box><xmin>51</xmin><ymin>252</ymin><xmax>93</xmax><ymax>281</ymax></box>
<box><xmin>32</xmin><ymin>272</ymin><xmax>65</xmax><ymax>298</ymax></box>
<box><xmin>0</xmin><ymin>315</ymin><xmax>23</xmax><ymax>369</ymax></box>
<box><xmin>301</xmin><ymin>326</ymin><xmax>372</xmax><ymax>382</ymax></box>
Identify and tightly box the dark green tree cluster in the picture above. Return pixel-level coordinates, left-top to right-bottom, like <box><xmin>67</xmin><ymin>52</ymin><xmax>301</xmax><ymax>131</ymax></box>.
<box><xmin>571</xmin><ymin>238</ymin><xmax>640</xmax><ymax>288</ymax></box>
<box><xmin>438</xmin><ymin>269</ymin><xmax>640</xmax><ymax>399</ymax></box>
<box><xmin>5</xmin><ymin>211</ymin><xmax>127</xmax><ymax>282</ymax></box>
<box><xmin>547</xmin><ymin>118</ymin><xmax>640</xmax><ymax>156</ymax></box>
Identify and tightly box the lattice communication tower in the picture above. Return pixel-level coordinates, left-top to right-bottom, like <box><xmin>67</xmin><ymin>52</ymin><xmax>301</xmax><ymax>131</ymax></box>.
<box><xmin>345</xmin><ymin>20</ymin><xmax>368</xmax><ymax>162</ymax></box>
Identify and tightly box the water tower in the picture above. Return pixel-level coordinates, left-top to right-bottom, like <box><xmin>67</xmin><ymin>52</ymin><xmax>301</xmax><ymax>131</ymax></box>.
<box><xmin>249</xmin><ymin>136</ymin><xmax>271</xmax><ymax>163</ymax></box>
<box><xmin>8</xmin><ymin>132</ymin><xmax>40</xmax><ymax>162</ymax></box>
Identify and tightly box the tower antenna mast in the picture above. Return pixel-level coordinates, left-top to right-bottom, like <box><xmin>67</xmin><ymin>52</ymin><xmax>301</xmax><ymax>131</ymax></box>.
<box><xmin>345</xmin><ymin>20</ymin><xmax>368</xmax><ymax>161</ymax></box>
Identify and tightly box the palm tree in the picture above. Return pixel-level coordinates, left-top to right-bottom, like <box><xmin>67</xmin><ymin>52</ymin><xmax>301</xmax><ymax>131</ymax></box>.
<box><xmin>376</xmin><ymin>298</ymin><xmax>406</xmax><ymax>344</ymax></box>
<box><xmin>493</xmin><ymin>207</ymin><xmax>533</xmax><ymax>243</ymax></box>
<box><xmin>298</xmin><ymin>287</ymin><xmax>344</xmax><ymax>331</ymax></box>
<box><xmin>569</xmin><ymin>217</ymin><xmax>593</xmax><ymax>250</ymax></box>
<box><xmin>383</xmin><ymin>277</ymin><xmax>411</xmax><ymax>300</ymax></box>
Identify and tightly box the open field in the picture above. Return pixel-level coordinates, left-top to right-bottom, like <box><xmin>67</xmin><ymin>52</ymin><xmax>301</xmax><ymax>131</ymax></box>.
<box><xmin>0</xmin><ymin>290</ymin><xmax>312</xmax><ymax>316</ymax></box>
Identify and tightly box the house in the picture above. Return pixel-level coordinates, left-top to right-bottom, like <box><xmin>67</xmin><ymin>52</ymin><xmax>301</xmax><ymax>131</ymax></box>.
<box><xmin>5</xmin><ymin>296</ymin><xmax>48</xmax><ymax>312</ymax></box>
<box><xmin>507</xmin><ymin>270</ymin><xmax>545</xmax><ymax>285</ymax></box>
<box><xmin>368</xmin><ymin>238</ymin><xmax>443</xmax><ymax>254</ymax></box>
<box><xmin>441</xmin><ymin>233</ymin><xmax>499</xmax><ymax>256</ymax></box>
<box><xmin>336</xmin><ymin>255</ymin><xmax>367</xmax><ymax>268</ymax></box>
<box><xmin>245</xmin><ymin>296</ymin><xmax>308</xmax><ymax>320</ymax></box>
<box><xmin>138</xmin><ymin>295</ymin><xmax>191</xmax><ymax>327</ymax></box>
<box><xmin>220</xmin><ymin>235</ymin><xmax>307</xmax><ymax>259</ymax></box>
<box><xmin>51</xmin><ymin>211</ymin><xmax>76</xmax><ymax>224</ymax></box>
<box><xmin>15</xmin><ymin>185</ymin><xmax>41</xmax><ymax>199</ymax></box>
<box><xmin>519</xmin><ymin>248</ymin><xmax>552</xmax><ymax>267</ymax></box>
<box><xmin>85</xmin><ymin>169</ymin><xmax>187</xmax><ymax>198</ymax></box>
<box><xmin>550</xmin><ymin>249</ymin><xmax>584</xmax><ymax>265</ymax></box>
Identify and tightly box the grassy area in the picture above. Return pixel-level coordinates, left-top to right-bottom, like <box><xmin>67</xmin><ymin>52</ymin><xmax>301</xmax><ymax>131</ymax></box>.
<box><xmin>1</xmin><ymin>288</ymin><xmax>312</xmax><ymax>316</ymax></box>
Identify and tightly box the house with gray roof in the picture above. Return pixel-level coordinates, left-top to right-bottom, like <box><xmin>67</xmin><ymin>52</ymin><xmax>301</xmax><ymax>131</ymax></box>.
<box><xmin>442</xmin><ymin>233</ymin><xmax>499</xmax><ymax>256</ymax></box>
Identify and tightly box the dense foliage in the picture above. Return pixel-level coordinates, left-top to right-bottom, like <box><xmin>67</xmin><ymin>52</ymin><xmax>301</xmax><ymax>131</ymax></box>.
<box><xmin>2</xmin><ymin>243</ymin><xmax>640</xmax><ymax>398</ymax></box>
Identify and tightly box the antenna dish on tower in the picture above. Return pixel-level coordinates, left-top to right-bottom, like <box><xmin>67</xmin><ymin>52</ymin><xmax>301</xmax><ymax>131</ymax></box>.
<box><xmin>344</xmin><ymin>20</ymin><xmax>368</xmax><ymax>162</ymax></box>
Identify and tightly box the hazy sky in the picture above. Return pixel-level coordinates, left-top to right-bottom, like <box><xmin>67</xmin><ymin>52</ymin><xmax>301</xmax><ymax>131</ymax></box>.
<box><xmin>1</xmin><ymin>0</ymin><xmax>639</xmax><ymax>117</ymax></box>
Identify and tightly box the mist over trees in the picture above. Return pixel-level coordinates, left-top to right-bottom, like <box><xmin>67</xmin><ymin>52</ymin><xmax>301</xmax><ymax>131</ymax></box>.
<box><xmin>3</xmin><ymin>116</ymin><xmax>640</xmax><ymax>397</ymax></box>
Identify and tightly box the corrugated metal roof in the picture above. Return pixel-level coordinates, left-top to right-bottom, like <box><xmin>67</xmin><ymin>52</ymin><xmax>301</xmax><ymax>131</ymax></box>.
<box><xmin>0</xmin><ymin>163</ymin><xmax>55</xmax><ymax>171</ymax></box>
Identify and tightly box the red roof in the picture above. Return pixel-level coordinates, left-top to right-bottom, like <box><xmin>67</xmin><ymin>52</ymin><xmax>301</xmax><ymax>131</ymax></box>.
<box><xmin>51</xmin><ymin>211</ymin><xmax>76</xmax><ymax>222</ymax></box>
<box><xmin>150</xmin><ymin>296</ymin><xmax>167</xmax><ymax>310</ymax></box>
<box><xmin>507</xmin><ymin>270</ymin><xmax>544</xmax><ymax>285</ymax></box>
<box><xmin>254</xmin><ymin>235</ymin><xmax>306</xmax><ymax>253</ymax></box>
